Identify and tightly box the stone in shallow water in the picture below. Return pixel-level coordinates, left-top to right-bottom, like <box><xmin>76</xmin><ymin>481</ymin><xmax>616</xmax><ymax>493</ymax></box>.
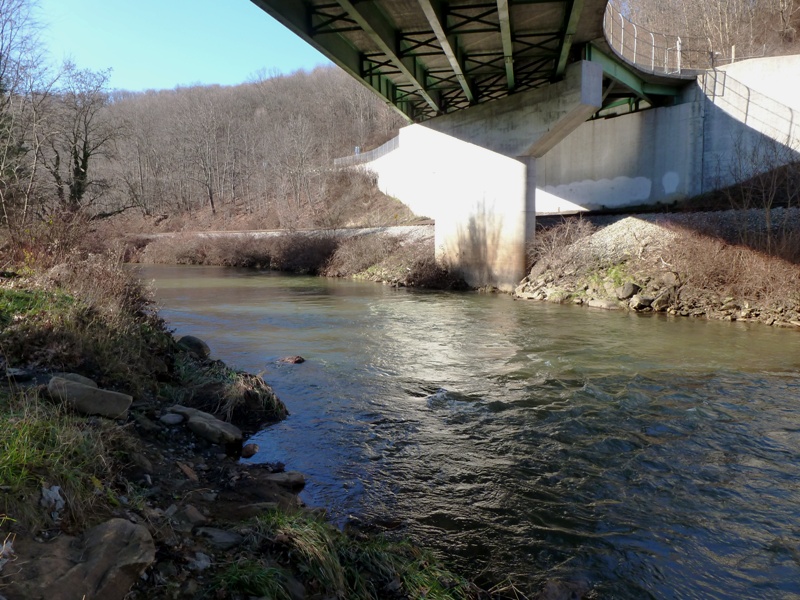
<box><xmin>279</xmin><ymin>355</ymin><xmax>305</xmax><ymax>364</ymax></box>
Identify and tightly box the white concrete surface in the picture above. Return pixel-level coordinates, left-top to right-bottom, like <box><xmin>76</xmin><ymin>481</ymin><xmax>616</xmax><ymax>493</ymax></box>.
<box><xmin>717</xmin><ymin>56</ymin><xmax>800</xmax><ymax>111</ymax></box>
<box><xmin>425</xmin><ymin>61</ymin><xmax>604</xmax><ymax>158</ymax></box>
<box><xmin>365</xmin><ymin>125</ymin><xmax>527</xmax><ymax>290</ymax></box>
<box><xmin>538</xmin><ymin>101</ymin><xmax>705</xmax><ymax>211</ymax></box>
<box><xmin>349</xmin><ymin>54</ymin><xmax>800</xmax><ymax>287</ymax></box>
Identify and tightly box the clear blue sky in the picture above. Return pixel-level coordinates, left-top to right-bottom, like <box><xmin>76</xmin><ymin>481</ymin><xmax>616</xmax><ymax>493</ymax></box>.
<box><xmin>38</xmin><ymin>0</ymin><xmax>331</xmax><ymax>91</ymax></box>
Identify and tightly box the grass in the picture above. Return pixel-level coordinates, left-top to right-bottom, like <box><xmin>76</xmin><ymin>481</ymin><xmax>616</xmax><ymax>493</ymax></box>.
<box><xmin>234</xmin><ymin>509</ymin><xmax>479</xmax><ymax>600</ymax></box>
<box><xmin>167</xmin><ymin>353</ymin><xmax>288</xmax><ymax>428</ymax></box>
<box><xmin>0</xmin><ymin>387</ymin><xmax>129</xmax><ymax>532</ymax></box>
<box><xmin>212</xmin><ymin>559</ymin><xmax>293</xmax><ymax>599</ymax></box>
<box><xmin>0</xmin><ymin>255</ymin><xmax>175</xmax><ymax>396</ymax></box>
<box><xmin>0</xmin><ymin>288</ymin><xmax>74</xmax><ymax>328</ymax></box>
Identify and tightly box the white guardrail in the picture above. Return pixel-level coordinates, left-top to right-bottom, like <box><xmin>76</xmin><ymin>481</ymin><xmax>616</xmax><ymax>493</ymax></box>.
<box><xmin>333</xmin><ymin>136</ymin><xmax>400</xmax><ymax>168</ymax></box>
<box><xmin>603</xmin><ymin>1</ymin><xmax>712</xmax><ymax>76</ymax></box>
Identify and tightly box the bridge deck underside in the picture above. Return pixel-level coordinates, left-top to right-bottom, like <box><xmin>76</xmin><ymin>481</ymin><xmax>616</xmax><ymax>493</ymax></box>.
<box><xmin>252</xmin><ymin>0</ymin><xmax>607</xmax><ymax>121</ymax></box>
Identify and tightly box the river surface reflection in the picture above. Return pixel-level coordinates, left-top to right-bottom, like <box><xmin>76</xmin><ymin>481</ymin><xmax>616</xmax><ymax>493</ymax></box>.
<box><xmin>138</xmin><ymin>265</ymin><xmax>800</xmax><ymax>599</ymax></box>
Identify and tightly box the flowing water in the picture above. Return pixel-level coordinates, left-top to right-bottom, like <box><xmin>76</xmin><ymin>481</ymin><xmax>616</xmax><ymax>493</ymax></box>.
<box><xmin>138</xmin><ymin>265</ymin><xmax>800</xmax><ymax>599</ymax></box>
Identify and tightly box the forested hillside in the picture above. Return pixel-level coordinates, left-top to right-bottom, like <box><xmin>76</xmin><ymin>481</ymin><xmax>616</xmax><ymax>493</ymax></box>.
<box><xmin>628</xmin><ymin>0</ymin><xmax>800</xmax><ymax>61</ymax></box>
<box><xmin>2</xmin><ymin>0</ymin><xmax>800</xmax><ymax>248</ymax></box>
<box><xmin>0</xmin><ymin>0</ymin><xmax>406</xmax><ymax>244</ymax></box>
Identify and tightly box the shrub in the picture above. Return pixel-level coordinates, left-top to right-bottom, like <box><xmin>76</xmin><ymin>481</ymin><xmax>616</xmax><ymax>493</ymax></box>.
<box><xmin>323</xmin><ymin>235</ymin><xmax>400</xmax><ymax>277</ymax></box>
<box><xmin>527</xmin><ymin>217</ymin><xmax>596</xmax><ymax>270</ymax></box>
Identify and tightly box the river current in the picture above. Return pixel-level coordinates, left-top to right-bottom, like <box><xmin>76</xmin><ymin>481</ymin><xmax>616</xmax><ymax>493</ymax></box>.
<box><xmin>138</xmin><ymin>265</ymin><xmax>800</xmax><ymax>599</ymax></box>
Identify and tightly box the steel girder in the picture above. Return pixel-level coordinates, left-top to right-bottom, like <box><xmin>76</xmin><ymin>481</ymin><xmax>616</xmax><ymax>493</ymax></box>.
<box><xmin>250</xmin><ymin>0</ymin><xmax>677</xmax><ymax>122</ymax></box>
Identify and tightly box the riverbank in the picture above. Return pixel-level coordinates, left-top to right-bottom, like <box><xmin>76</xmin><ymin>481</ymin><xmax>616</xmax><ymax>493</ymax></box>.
<box><xmin>516</xmin><ymin>209</ymin><xmax>800</xmax><ymax>328</ymax></box>
<box><xmin>0</xmin><ymin>257</ymin><xmax>480</xmax><ymax>599</ymax></box>
<box><xmin>123</xmin><ymin>224</ymin><xmax>467</xmax><ymax>290</ymax></box>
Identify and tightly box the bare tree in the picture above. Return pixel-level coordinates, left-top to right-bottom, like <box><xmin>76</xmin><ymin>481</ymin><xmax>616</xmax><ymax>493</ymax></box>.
<box><xmin>37</xmin><ymin>62</ymin><xmax>119</xmax><ymax>216</ymax></box>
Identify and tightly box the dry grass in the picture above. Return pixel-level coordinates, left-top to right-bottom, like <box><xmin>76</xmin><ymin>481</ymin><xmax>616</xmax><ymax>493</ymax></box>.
<box><xmin>658</xmin><ymin>225</ymin><xmax>800</xmax><ymax>309</ymax></box>
<box><xmin>139</xmin><ymin>233</ymin><xmax>340</xmax><ymax>274</ymax></box>
<box><xmin>0</xmin><ymin>254</ymin><xmax>174</xmax><ymax>395</ymax></box>
<box><xmin>323</xmin><ymin>235</ymin><xmax>400</xmax><ymax>277</ymax></box>
<box><xmin>169</xmin><ymin>354</ymin><xmax>288</xmax><ymax>430</ymax></box>
<box><xmin>527</xmin><ymin>217</ymin><xmax>596</xmax><ymax>272</ymax></box>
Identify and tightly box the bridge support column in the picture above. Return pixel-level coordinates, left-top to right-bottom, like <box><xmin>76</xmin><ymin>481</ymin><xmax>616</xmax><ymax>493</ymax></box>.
<box><xmin>521</xmin><ymin>156</ymin><xmax>537</xmax><ymax>251</ymax></box>
<box><xmin>357</xmin><ymin>61</ymin><xmax>602</xmax><ymax>290</ymax></box>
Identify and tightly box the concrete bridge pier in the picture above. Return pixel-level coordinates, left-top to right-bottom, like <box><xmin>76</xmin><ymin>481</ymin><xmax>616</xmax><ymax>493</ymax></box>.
<box><xmin>362</xmin><ymin>60</ymin><xmax>602</xmax><ymax>290</ymax></box>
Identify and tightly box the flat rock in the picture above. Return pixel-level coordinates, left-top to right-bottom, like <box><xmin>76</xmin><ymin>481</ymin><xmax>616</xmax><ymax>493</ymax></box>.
<box><xmin>159</xmin><ymin>413</ymin><xmax>184</xmax><ymax>426</ymax></box>
<box><xmin>168</xmin><ymin>405</ymin><xmax>242</xmax><ymax>445</ymax></box>
<box><xmin>50</xmin><ymin>372</ymin><xmax>98</xmax><ymax>388</ymax></box>
<box><xmin>4</xmin><ymin>518</ymin><xmax>155</xmax><ymax>600</ymax></box>
<box><xmin>586</xmin><ymin>298</ymin><xmax>621</xmax><ymax>310</ymax></box>
<box><xmin>5</xmin><ymin>367</ymin><xmax>35</xmax><ymax>383</ymax></box>
<box><xmin>48</xmin><ymin>377</ymin><xmax>132</xmax><ymax>419</ymax></box>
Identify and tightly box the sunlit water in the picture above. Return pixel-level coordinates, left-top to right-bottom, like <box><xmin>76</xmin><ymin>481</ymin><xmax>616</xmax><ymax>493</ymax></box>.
<box><xmin>138</xmin><ymin>265</ymin><xmax>800</xmax><ymax>599</ymax></box>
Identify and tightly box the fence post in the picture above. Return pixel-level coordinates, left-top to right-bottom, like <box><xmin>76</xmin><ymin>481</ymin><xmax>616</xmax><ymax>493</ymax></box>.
<box><xmin>650</xmin><ymin>32</ymin><xmax>655</xmax><ymax>72</ymax></box>
<box><xmin>676</xmin><ymin>37</ymin><xmax>682</xmax><ymax>74</ymax></box>
<box><xmin>632</xmin><ymin>23</ymin><xmax>638</xmax><ymax>64</ymax></box>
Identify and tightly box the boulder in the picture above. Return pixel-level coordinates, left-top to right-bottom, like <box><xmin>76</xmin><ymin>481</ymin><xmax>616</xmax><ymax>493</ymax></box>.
<box><xmin>4</xmin><ymin>519</ymin><xmax>155</xmax><ymax>600</ymax></box>
<box><xmin>177</xmin><ymin>335</ymin><xmax>211</xmax><ymax>359</ymax></box>
<box><xmin>265</xmin><ymin>471</ymin><xmax>306</xmax><ymax>490</ymax></box>
<box><xmin>241</xmin><ymin>443</ymin><xmax>259</xmax><ymax>459</ymax></box>
<box><xmin>652</xmin><ymin>289</ymin><xmax>675</xmax><ymax>312</ymax></box>
<box><xmin>48</xmin><ymin>377</ymin><xmax>131</xmax><ymax>419</ymax></box>
<box><xmin>615</xmin><ymin>281</ymin><xmax>640</xmax><ymax>300</ymax></box>
<box><xmin>168</xmin><ymin>405</ymin><xmax>242</xmax><ymax>445</ymax></box>
<box><xmin>50</xmin><ymin>372</ymin><xmax>98</xmax><ymax>388</ymax></box>
<box><xmin>629</xmin><ymin>294</ymin><xmax>653</xmax><ymax>311</ymax></box>
<box><xmin>587</xmin><ymin>298</ymin><xmax>621</xmax><ymax>310</ymax></box>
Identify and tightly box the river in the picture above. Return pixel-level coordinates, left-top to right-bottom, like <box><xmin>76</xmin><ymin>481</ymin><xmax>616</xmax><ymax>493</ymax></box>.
<box><xmin>138</xmin><ymin>265</ymin><xmax>800</xmax><ymax>599</ymax></box>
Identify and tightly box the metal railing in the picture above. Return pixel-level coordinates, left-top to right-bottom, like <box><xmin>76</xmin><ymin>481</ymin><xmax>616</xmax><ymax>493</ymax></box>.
<box><xmin>603</xmin><ymin>1</ymin><xmax>712</xmax><ymax>76</ymax></box>
<box><xmin>333</xmin><ymin>136</ymin><xmax>400</xmax><ymax>168</ymax></box>
<box><xmin>700</xmin><ymin>70</ymin><xmax>800</xmax><ymax>147</ymax></box>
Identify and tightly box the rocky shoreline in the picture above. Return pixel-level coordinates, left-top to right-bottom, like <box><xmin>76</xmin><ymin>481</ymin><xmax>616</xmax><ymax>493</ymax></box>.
<box><xmin>1</xmin><ymin>337</ymin><xmax>313</xmax><ymax>600</ymax></box>
<box><xmin>0</xmin><ymin>261</ymin><xmax>478</xmax><ymax>600</ymax></box>
<box><xmin>514</xmin><ymin>210</ymin><xmax>800</xmax><ymax>328</ymax></box>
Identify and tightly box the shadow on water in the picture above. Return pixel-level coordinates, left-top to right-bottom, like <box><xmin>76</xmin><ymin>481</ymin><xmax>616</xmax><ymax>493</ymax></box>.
<box><xmin>138</xmin><ymin>265</ymin><xmax>800</xmax><ymax>599</ymax></box>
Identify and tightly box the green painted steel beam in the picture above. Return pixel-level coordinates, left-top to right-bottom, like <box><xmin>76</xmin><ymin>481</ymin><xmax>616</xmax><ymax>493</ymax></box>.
<box><xmin>417</xmin><ymin>0</ymin><xmax>475</xmax><ymax>104</ymax></box>
<box><xmin>249</xmin><ymin>0</ymin><xmax>416</xmax><ymax>121</ymax></box>
<box><xmin>335</xmin><ymin>0</ymin><xmax>441</xmax><ymax>114</ymax></box>
<box><xmin>555</xmin><ymin>0</ymin><xmax>583</xmax><ymax>77</ymax></box>
<box><xmin>496</xmin><ymin>0</ymin><xmax>515</xmax><ymax>91</ymax></box>
<box><xmin>586</xmin><ymin>44</ymin><xmax>680</xmax><ymax>99</ymax></box>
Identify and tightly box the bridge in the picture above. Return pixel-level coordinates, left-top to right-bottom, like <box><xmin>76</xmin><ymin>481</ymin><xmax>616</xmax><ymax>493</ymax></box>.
<box><xmin>250</xmin><ymin>1</ymin><xmax>800</xmax><ymax>290</ymax></box>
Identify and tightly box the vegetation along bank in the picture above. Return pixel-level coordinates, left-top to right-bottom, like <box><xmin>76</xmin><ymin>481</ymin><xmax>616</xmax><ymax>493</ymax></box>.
<box><xmin>517</xmin><ymin>208</ymin><xmax>800</xmax><ymax>328</ymax></box>
<box><xmin>0</xmin><ymin>256</ymin><xmax>488</xmax><ymax>600</ymax></box>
